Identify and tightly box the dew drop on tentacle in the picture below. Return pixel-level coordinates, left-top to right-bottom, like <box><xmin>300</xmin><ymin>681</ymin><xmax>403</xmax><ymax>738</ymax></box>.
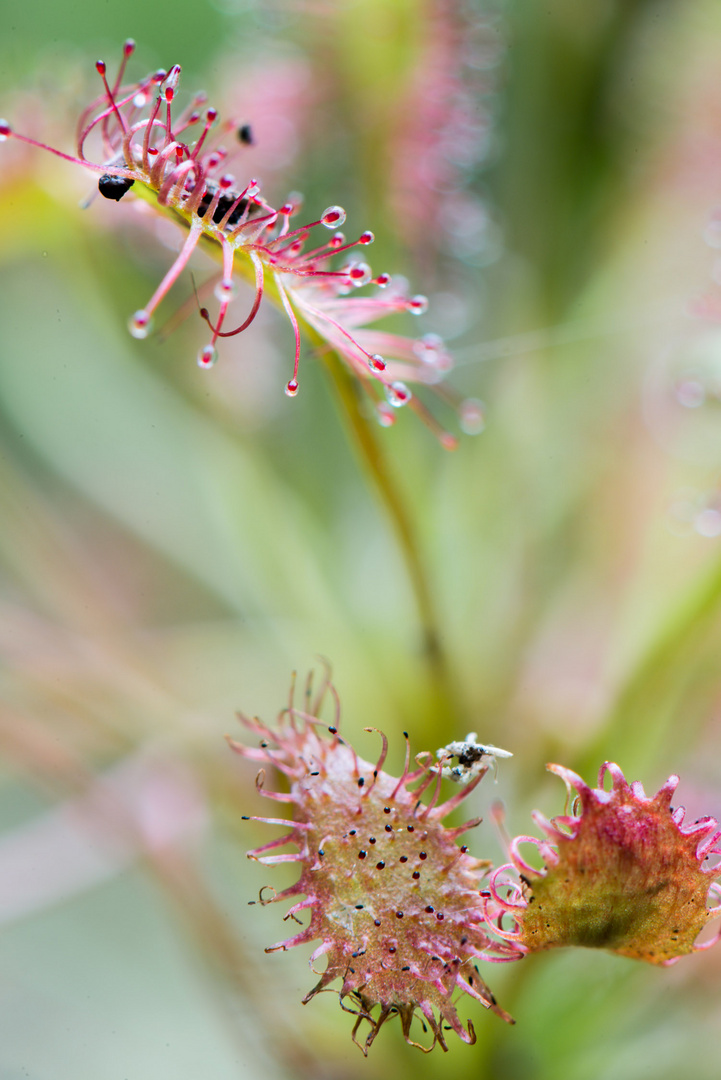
<box><xmin>374</xmin><ymin>273</ymin><xmax>391</xmax><ymax>288</ymax></box>
<box><xmin>359</xmin><ymin>230</ymin><xmax>374</xmax><ymax>245</ymax></box>
<box><xmin>413</xmin><ymin>332</ymin><xmax>444</xmax><ymax>364</ymax></box>
<box><xmin>321</xmin><ymin>205</ymin><xmax>347</xmax><ymax>228</ymax></box>
<box><xmin>407</xmin><ymin>294</ymin><xmax>429</xmax><ymax>316</ymax></box>
<box><xmin>349</xmin><ymin>262</ymin><xmax>372</xmax><ymax>287</ymax></box>
<box><xmin>197</xmin><ymin>344</ymin><xmax>218</xmax><ymax>369</ymax></box>
<box><xmin>164</xmin><ymin>64</ymin><xmax>182</xmax><ymax>103</ymax></box>
<box><xmin>376</xmin><ymin>402</ymin><xmax>397</xmax><ymax>427</ymax></box>
<box><xmin>440</xmin><ymin>432</ymin><xmax>459</xmax><ymax>451</ymax></box>
<box><xmin>0</xmin><ymin>120</ymin><xmax>11</xmax><ymax>141</ymax></box>
<box><xmin>128</xmin><ymin>309</ymin><xmax>153</xmax><ymax>339</ymax></box>
<box><xmin>285</xmin><ymin>378</ymin><xmax>299</xmax><ymax>397</ymax></box>
<box><xmin>214</xmin><ymin>278</ymin><xmax>237</xmax><ymax>303</ymax></box>
<box><xmin>367</xmin><ymin>353</ymin><xmax>386</xmax><ymax>373</ymax></box>
<box><xmin>459</xmin><ymin>398</ymin><xmax>486</xmax><ymax>435</ymax></box>
<box><xmin>385</xmin><ymin>381</ymin><xmax>412</xmax><ymax>408</ymax></box>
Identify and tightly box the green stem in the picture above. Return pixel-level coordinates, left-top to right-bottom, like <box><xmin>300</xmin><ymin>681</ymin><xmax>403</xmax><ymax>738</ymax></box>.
<box><xmin>321</xmin><ymin>350</ymin><xmax>458</xmax><ymax>716</ymax></box>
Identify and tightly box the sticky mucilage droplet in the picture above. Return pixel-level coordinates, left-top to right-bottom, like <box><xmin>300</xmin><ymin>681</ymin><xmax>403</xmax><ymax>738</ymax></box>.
<box><xmin>197</xmin><ymin>344</ymin><xmax>218</xmax><ymax>369</ymax></box>
<box><xmin>128</xmin><ymin>309</ymin><xmax>153</xmax><ymax>339</ymax></box>
<box><xmin>321</xmin><ymin>206</ymin><xmax>347</xmax><ymax>228</ymax></box>
<box><xmin>385</xmin><ymin>382</ymin><xmax>412</xmax><ymax>408</ymax></box>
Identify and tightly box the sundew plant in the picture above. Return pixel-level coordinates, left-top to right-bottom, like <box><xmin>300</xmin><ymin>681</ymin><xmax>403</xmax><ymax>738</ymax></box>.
<box><xmin>3</xmin><ymin>1</ymin><xmax>721</xmax><ymax>1078</ymax></box>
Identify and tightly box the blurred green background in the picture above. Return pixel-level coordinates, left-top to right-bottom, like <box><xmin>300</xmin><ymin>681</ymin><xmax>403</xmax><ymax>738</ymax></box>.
<box><xmin>3</xmin><ymin>0</ymin><xmax>721</xmax><ymax>1076</ymax></box>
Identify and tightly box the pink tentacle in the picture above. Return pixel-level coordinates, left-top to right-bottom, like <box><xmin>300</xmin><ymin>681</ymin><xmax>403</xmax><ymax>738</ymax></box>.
<box><xmin>243</xmin><ymin>815</ymin><xmax>310</xmax><ymax>829</ymax></box>
<box><xmin>76</xmin><ymin>80</ymin><xmax>147</xmax><ymax>158</ymax></box>
<box><xmin>142</xmin><ymin>93</ymin><xmax>164</xmax><ymax>170</ymax></box>
<box><xmin>488</xmin><ymin>864</ymin><xmax>527</xmax><ymax>911</ymax></box>
<box><xmin>265</xmin><ymin>217</ymin><xmax>327</xmax><ymax>246</ymax></box>
<box><xmin>363</xmin><ymin>727</ymin><xmax>389</xmax><ymax>795</ymax></box>
<box><xmin>284</xmin><ymin>897</ymin><xmax>315</xmax><ymax>920</ymax></box>
<box><xmin>481</xmin><ymin>943</ymin><xmax>528</xmax><ymax>962</ymax></box>
<box><xmin>250</xmin><ymin>852</ymin><xmax>304</xmax><ymax>865</ymax></box>
<box><xmin>79</xmin><ymin>99</ymin><xmax>125</xmax><ymax>160</ymax></box>
<box><xmin>408</xmin><ymin>395</ymin><xmax>457</xmax><ymax>450</ymax></box>
<box><xmin>443</xmin><ymin>817</ymin><xmax>483</xmax><ymax>840</ymax></box>
<box><xmin>275</xmin><ymin>273</ymin><xmax>302</xmax><ymax>395</ymax></box>
<box><xmin>232</xmin><ymin>712</ymin><xmax>273</xmax><ymax>740</ymax></box>
<box><xmin>231</xmin><ymin>208</ymin><xmax>279</xmax><ymax>244</ymax></box>
<box><xmin>430</xmin><ymin>768</ymin><xmax>487</xmax><ymax>822</ymax></box>
<box><xmin>509</xmin><ymin>835</ymin><xmax>548</xmax><ymax>877</ymax></box>
<box><xmin>291</xmin><ymin>296</ymin><xmax>382</xmax><ymax>378</ymax></box>
<box><xmin>418</xmin><ymin>765</ymin><xmax>444</xmax><ymax>818</ymax></box>
<box><xmin>481</xmin><ymin>896</ymin><xmax>525</xmax><ymax>942</ymax></box>
<box><xmin>189</xmin><ymin>109</ymin><xmax>217</xmax><ymax>160</ymax></box>
<box><xmin>200</xmin><ymin>251</ymin><xmax>264</xmax><ymax>337</ymax></box>
<box><xmin>309</xmin><ymin>939</ymin><xmax>334</xmax><ymax>971</ymax></box>
<box><xmin>390</xmin><ymin>732</ymin><xmax>412</xmax><ymax>799</ymax></box>
<box><xmin>324</xmin><ymin>678</ymin><xmax>342</xmax><ymax>732</ymax></box>
<box><xmin>694</xmin><ymin>922</ymin><xmax>721</xmax><ymax>952</ymax></box>
<box><xmin>265</xmin><ymin>926</ymin><xmax>316</xmax><ymax>953</ymax></box>
<box><xmin>695</xmin><ymin>826</ymin><xmax>721</xmax><ymax>857</ymax></box>
<box><xmin>157</xmin><ymin>156</ymin><xmax>199</xmax><ymax>205</ymax></box>
<box><xmin>255</xmin><ymin>770</ymin><xmax>294</xmax><ymax>802</ymax></box>
<box><xmin>6</xmin><ymin>130</ymin><xmax>137</xmax><ymax>180</ymax></box>
<box><xmin>96</xmin><ymin>61</ymin><xmax>129</xmax><ymax>139</ymax></box>
<box><xmin>140</xmin><ymin>217</ymin><xmax>204</xmax><ymax>318</ymax></box>
<box><xmin>407</xmin><ymin>768</ymin><xmax>439</xmax><ymax>805</ymax></box>
<box><xmin>205</xmin><ymin>238</ymin><xmax>236</xmax><ymax>343</ymax></box>
<box><xmin>149</xmin><ymin>139</ymin><xmax>182</xmax><ymax>187</ymax></box>
<box><xmin>247</xmin><ymin>832</ymin><xmax>298</xmax><ymax>857</ymax></box>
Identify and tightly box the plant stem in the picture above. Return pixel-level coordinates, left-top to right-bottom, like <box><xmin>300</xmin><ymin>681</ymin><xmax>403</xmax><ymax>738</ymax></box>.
<box><xmin>321</xmin><ymin>350</ymin><xmax>458</xmax><ymax>717</ymax></box>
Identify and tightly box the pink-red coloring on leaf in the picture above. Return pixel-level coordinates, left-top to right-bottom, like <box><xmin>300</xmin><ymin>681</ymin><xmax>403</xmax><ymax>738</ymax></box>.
<box><xmin>0</xmin><ymin>42</ymin><xmax>476</xmax><ymax>445</ymax></box>
<box><xmin>486</xmin><ymin>762</ymin><xmax>721</xmax><ymax>965</ymax></box>
<box><xmin>229</xmin><ymin>673</ymin><xmax>518</xmax><ymax>1054</ymax></box>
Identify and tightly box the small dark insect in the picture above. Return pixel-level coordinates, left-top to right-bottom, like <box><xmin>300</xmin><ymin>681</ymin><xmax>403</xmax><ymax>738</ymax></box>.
<box><xmin>196</xmin><ymin>181</ymin><xmax>249</xmax><ymax>226</ymax></box>
<box><xmin>237</xmin><ymin>123</ymin><xmax>254</xmax><ymax>145</ymax></box>
<box><xmin>98</xmin><ymin>174</ymin><xmax>135</xmax><ymax>201</ymax></box>
<box><xmin>436</xmin><ymin>733</ymin><xmax>513</xmax><ymax>782</ymax></box>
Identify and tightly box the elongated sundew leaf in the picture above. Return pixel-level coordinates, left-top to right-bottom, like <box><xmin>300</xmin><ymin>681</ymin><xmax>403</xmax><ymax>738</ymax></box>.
<box><xmin>0</xmin><ymin>45</ymin><xmax>470</xmax><ymax>439</ymax></box>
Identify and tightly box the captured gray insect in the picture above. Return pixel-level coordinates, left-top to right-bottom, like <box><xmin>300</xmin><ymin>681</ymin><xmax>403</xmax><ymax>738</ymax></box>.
<box><xmin>436</xmin><ymin>732</ymin><xmax>513</xmax><ymax>782</ymax></box>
